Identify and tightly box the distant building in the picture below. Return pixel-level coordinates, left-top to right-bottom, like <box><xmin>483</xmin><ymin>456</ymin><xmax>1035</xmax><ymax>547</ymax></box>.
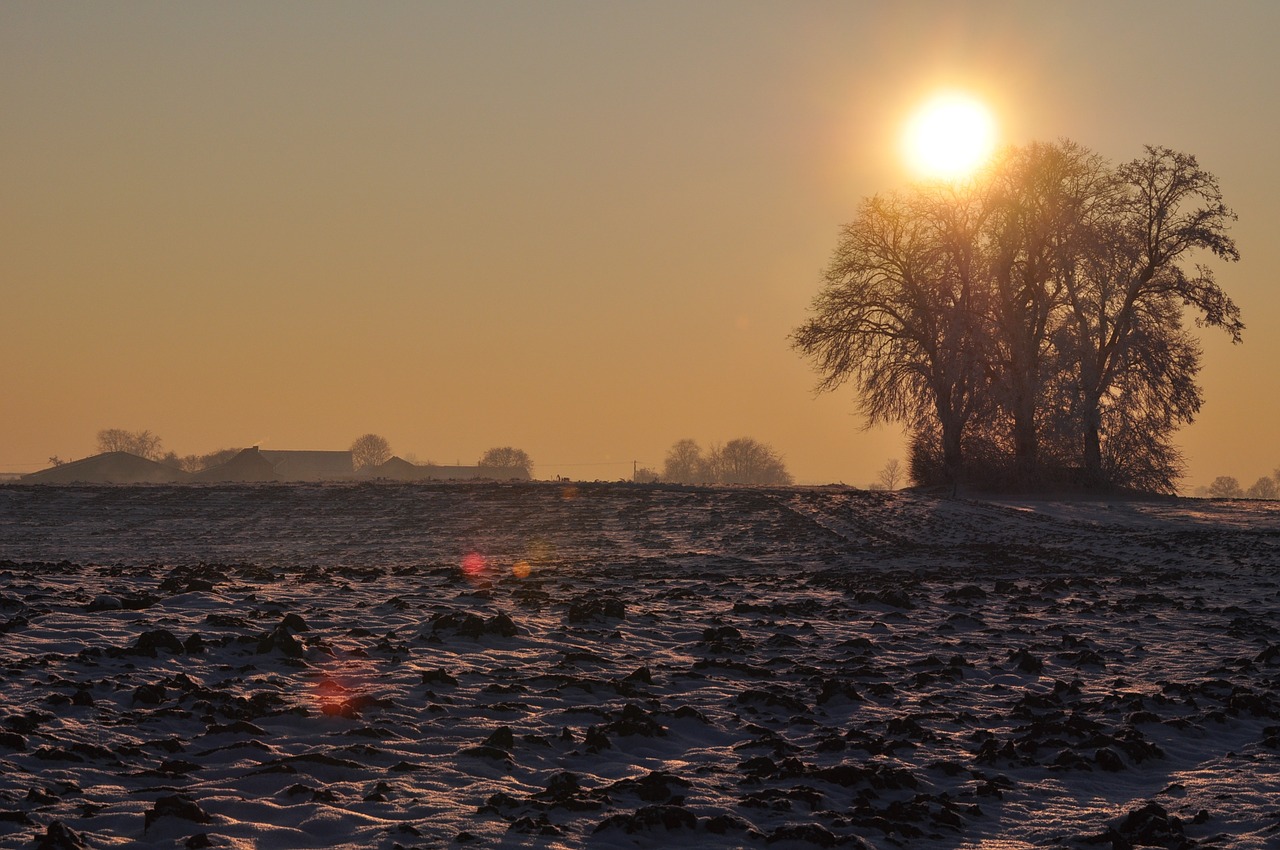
<box><xmin>193</xmin><ymin>447</ymin><xmax>277</xmax><ymax>483</ymax></box>
<box><xmin>361</xmin><ymin>458</ymin><xmax>532</xmax><ymax>481</ymax></box>
<box><xmin>22</xmin><ymin>452</ymin><xmax>191</xmax><ymax>484</ymax></box>
<box><xmin>259</xmin><ymin>450</ymin><xmax>354</xmax><ymax>481</ymax></box>
<box><xmin>365</xmin><ymin>456</ymin><xmax>428</xmax><ymax>481</ymax></box>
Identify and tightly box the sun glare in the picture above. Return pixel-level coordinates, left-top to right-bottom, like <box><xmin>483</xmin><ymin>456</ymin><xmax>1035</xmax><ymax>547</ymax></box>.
<box><xmin>904</xmin><ymin>93</ymin><xmax>996</xmax><ymax>180</ymax></box>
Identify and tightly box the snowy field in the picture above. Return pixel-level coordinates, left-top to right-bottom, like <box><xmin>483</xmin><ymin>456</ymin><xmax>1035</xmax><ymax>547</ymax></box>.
<box><xmin>0</xmin><ymin>481</ymin><xmax>1279</xmax><ymax>849</ymax></box>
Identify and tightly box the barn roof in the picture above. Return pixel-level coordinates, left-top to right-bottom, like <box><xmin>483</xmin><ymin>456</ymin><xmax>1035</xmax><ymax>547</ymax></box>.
<box><xmin>23</xmin><ymin>452</ymin><xmax>191</xmax><ymax>484</ymax></box>
<box><xmin>259</xmin><ymin>450</ymin><xmax>354</xmax><ymax>481</ymax></box>
<box><xmin>193</xmin><ymin>447</ymin><xmax>276</xmax><ymax>483</ymax></box>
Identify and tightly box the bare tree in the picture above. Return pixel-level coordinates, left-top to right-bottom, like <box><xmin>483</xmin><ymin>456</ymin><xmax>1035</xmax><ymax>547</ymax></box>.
<box><xmin>1207</xmin><ymin>476</ymin><xmax>1243</xmax><ymax>499</ymax></box>
<box><xmin>796</xmin><ymin>140</ymin><xmax>1240</xmax><ymax>494</ymax></box>
<box><xmin>350</xmin><ymin>433</ymin><xmax>392</xmax><ymax>471</ymax></box>
<box><xmin>478</xmin><ymin>446</ymin><xmax>533</xmax><ymax>478</ymax></box>
<box><xmin>96</xmin><ymin>428</ymin><xmax>164</xmax><ymax>460</ymax></box>
<box><xmin>1247</xmin><ymin>476</ymin><xmax>1279</xmax><ymax>500</ymax></box>
<box><xmin>632</xmin><ymin>467</ymin><xmax>661</xmax><ymax>484</ymax></box>
<box><xmin>708</xmin><ymin>438</ymin><xmax>793</xmax><ymax>486</ymax></box>
<box><xmin>662</xmin><ymin>439</ymin><xmax>705</xmax><ymax>484</ymax></box>
<box><xmin>1060</xmin><ymin>146</ymin><xmax>1240</xmax><ymax>488</ymax></box>
<box><xmin>793</xmin><ymin>187</ymin><xmax>990</xmax><ymax>486</ymax></box>
<box><xmin>877</xmin><ymin>458</ymin><xmax>903</xmax><ymax>491</ymax></box>
<box><xmin>981</xmin><ymin>141</ymin><xmax>1116</xmax><ymax>485</ymax></box>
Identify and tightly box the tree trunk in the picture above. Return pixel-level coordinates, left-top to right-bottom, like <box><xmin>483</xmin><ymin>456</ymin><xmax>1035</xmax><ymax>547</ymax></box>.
<box><xmin>940</xmin><ymin>416</ymin><xmax>964</xmax><ymax>488</ymax></box>
<box><xmin>1081</xmin><ymin>394</ymin><xmax>1103</xmax><ymax>488</ymax></box>
<box><xmin>1011</xmin><ymin>392</ymin><xmax>1038</xmax><ymax>489</ymax></box>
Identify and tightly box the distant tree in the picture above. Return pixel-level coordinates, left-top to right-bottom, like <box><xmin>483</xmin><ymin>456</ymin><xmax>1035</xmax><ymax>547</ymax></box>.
<box><xmin>877</xmin><ymin>458</ymin><xmax>903</xmax><ymax>491</ymax></box>
<box><xmin>350</xmin><ymin>434</ymin><xmax>392</xmax><ymax>471</ymax></box>
<box><xmin>633</xmin><ymin>467</ymin><xmax>661</xmax><ymax>484</ymax></box>
<box><xmin>663</xmin><ymin>439</ymin><xmax>705</xmax><ymax>485</ymax></box>
<box><xmin>1246</xmin><ymin>476</ymin><xmax>1280</xmax><ymax>500</ymax></box>
<box><xmin>662</xmin><ymin>438</ymin><xmax>791</xmax><ymax>486</ymax></box>
<box><xmin>478</xmin><ymin>446</ymin><xmax>533</xmax><ymax>478</ymax></box>
<box><xmin>698</xmin><ymin>442</ymin><xmax>725</xmax><ymax>483</ymax></box>
<box><xmin>706</xmin><ymin>438</ymin><xmax>793</xmax><ymax>486</ymax></box>
<box><xmin>1207</xmin><ymin>476</ymin><xmax>1243</xmax><ymax>499</ymax></box>
<box><xmin>96</xmin><ymin>428</ymin><xmax>163</xmax><ymax>460</ymax></box>
<box><xmin>47</xmin><ymin>456</ymin><xmax>65</xmax><ymax>467</ymax></box>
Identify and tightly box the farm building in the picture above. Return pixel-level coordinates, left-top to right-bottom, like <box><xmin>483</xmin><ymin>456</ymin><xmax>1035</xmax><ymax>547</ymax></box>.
<box><xmin>259</xmin><ymin>450</ymin><xmax>354</xmax><ymax>481</ymax></box>
<box><xmin>22</xmin><ymin>452</ymin><xmax>191</xmax><ymax>484</ymax></box>
<box><xmin>193</xmin><ymin>447</ymin><xmax>277</xmax><ymax>483</ymax></box>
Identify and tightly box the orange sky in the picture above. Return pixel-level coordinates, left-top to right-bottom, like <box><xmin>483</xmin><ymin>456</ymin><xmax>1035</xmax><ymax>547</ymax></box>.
<box><xmin>3</xmin><ymin>2</ymin><xmax>1278</xmax><ymax>490</ymax></box>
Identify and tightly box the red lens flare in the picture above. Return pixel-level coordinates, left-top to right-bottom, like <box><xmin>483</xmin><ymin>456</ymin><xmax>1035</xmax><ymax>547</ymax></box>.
<box><xmin>462</xmin><ymin>552</ymin><xmax>486</xmax><ymax>576</ymax></box>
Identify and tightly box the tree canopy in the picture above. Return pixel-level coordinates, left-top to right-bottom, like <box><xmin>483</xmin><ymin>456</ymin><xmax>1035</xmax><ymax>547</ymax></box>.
<box><xmin>96</xmin><ymin>428</ymin><xmax>164</xmax><ymax>461</ymax></box>
<box><xmin>794</xmin><ymin>141</ymin><xmax>1240</xmax><ymax>494</ymax></box>
<box><xmin>478</xmin><ymin>446</ymin><xmax>533</xmax><ymax>478</ymax></box>
<box><xmin>350</xmin><ymin>433</ymin><xmax>392</xmax><ymax>471</ymax></box>
<box><xmin>662</xmin><ymin>438</ymin><xmax>792</xmax><ymax>486</ymax></box>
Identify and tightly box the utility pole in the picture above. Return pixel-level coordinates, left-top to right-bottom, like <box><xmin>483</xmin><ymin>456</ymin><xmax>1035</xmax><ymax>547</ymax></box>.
<box><xmin>632</xmin><ymin>460</ymin><xmax>638</xmax><ymax>480</ymax></box>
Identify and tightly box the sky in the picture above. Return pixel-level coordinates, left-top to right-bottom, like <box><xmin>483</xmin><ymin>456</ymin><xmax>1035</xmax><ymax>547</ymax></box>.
<box><xmin>3</xmin><ymin>1</ymin><xmax>1278</xmax><ymax>490</ymax></box>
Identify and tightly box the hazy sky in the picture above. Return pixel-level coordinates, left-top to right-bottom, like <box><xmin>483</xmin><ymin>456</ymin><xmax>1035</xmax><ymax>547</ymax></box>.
<box><xmin>4</xmin><ymin>2</ymin><xmax>1278</xmax><ymax>489</ymax></box>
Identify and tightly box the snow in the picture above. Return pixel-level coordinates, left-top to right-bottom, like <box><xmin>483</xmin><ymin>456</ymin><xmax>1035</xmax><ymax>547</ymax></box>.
<box><xmin>0</xmin><ymin>481</ymin><xmax>1278</xmax><ymax>848</ymax></box>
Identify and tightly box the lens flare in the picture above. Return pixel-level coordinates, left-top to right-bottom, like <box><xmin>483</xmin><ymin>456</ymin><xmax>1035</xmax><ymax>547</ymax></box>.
<box><xmin>462</xmin><ymin>552</ymin><xmax>486</xmax><ymax>576</ymax></box>
<box><xmin>526</xmin><ymin>537</ymin><xmax>555</xmax><ymax>565</ymax></box>
<box><xmin>512</xmin><ymin>560</ymin><xmax>531</xmax><ymax>579</ymax></box>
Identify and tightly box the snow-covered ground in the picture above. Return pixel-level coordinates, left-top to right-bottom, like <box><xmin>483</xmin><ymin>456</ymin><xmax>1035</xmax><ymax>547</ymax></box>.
<box><xmin>0</xmin><ymin>482</ymin><xmax>1278</xmax><ymax>848</ymax></box>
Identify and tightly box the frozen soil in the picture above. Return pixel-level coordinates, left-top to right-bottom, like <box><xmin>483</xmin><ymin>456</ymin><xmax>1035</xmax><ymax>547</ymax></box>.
<box><xmin>0</xmin><ymin>482</ymin><xmax>1278</xmax><ymax>848</ymax></box>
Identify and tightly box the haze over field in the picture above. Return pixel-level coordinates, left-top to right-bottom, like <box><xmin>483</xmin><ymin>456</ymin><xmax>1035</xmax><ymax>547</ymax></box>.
<box><xmin>3</xmin><ymin>2</ymin><xmax>1277</xmax><ymax>489</ymax></box>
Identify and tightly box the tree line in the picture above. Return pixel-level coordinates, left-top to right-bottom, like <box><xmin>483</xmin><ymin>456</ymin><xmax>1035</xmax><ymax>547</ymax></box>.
<box><xmin>652</xmin><ymin>438</ymin><xmax>792</xmax><ymax>486</ymax></box>
<box><xmin>1196</xmin><ymin>468</ymin><xmax>1280</xmax><ymax>500</ymax></box>
<box><xmin>793</xmin><ymin>141</ymin><xmax>1241</xmax><ymax>493</ymax></box>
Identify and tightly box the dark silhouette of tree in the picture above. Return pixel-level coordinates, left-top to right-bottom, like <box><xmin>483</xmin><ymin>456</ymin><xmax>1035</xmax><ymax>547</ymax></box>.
<box><xmin>1207</xmin><ymin>476</ymin><xmax>1243</xmax><ymax>498</ymax></box>
<box><xmin>795</xmin><ymin>140</ymin><xmax>1240</xmax><ymax>494</ymax></box>
<box><xmin>1059</xmin><ymin>146</ymin><xmax>1240</xmax><ymax>487</ymax></box>
<box><xmin>1247</xmin><ymin>476</ymin><xmax>1279</xmax><ymax>500</ymax></box>
<box><xmin>478</xmin><ymin>446</ymin><xmax>532</xmax><ymax>478</ymax></box>
<box><xmin>877</xmin><ymin>458</ymin><xmax>903</xmax><ymax>491</ymax></box>
<box><xmin>661</xmin><ymin>438</ymin><xmax>791</xmax><ymax>485</ymax></box>
<box><xmin>792</xmin><ymin>186</ymin><xmax>989</xmax><ymax>485</ymax></box>
<box><xmin>350</xmin><ymin>433</ymin><xmax>392</xmax><ymax>471</ymax></box>
<box><xmin>663</xmin><ymin>439</ymin><xmax>705</xmax><ymax>484</ymax></box>
<box><xmin>96</xmin><ymin>428</ymin><xmax>163</xmax><ymax>460</ymax></box>
<box><xmin>707</xmin><ymin>438</ymin><xmax>793</xmax><ymax>486</ymax></box>
<box><xmin>981</xmin><ymin>141</ymin><xmax>1111</xmax><ymax>485</ymax></box>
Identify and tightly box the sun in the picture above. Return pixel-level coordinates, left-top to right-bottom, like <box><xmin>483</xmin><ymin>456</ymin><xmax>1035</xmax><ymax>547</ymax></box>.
<box><xmin>903</xmin><ymin>93</ymin><xmax>996</xmax><ymax>180</ymax></box>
